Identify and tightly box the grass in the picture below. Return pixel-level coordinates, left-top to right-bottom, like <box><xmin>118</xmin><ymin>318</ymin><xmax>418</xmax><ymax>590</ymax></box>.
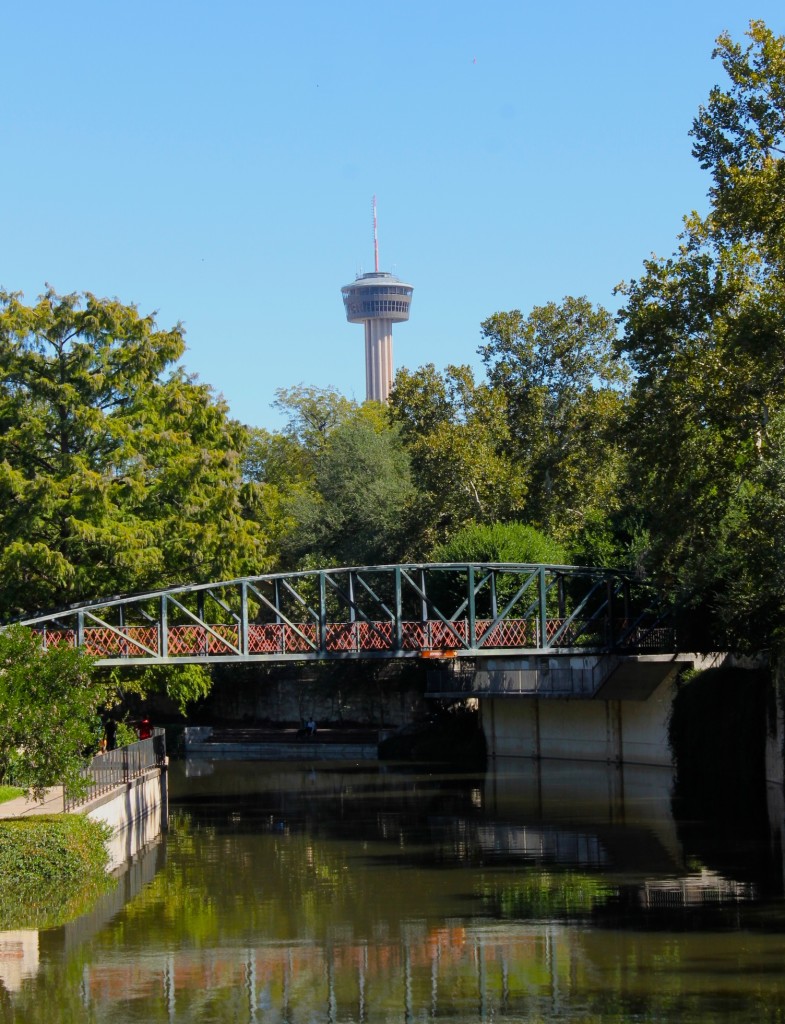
<box><xmin>0</xmin><ymin>785</ymin><xmax>23</xmax><ymax>804</ymax></box>
<box><xmin>0</xmin><ymin>815</ymin><xmax>114</xmax><ymax>929</ymax></box>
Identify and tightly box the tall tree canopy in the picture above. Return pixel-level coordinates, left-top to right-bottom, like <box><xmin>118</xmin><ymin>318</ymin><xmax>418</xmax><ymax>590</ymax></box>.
<box><xmin>0</xmin><ymin>288</ymin><xmax>268</xmax><ymax>619</ymax></box>
<box><xmin>479</xmin><ymin>297</ymin><xmax>630</xmax><ymax>541</ymax></box>
<box><xmin>389</xmin><ymin>363</ymin><xmax>527</xmax><ymax>550</ymax></box>
<box><xmin>690</xmin><ymin>19</ymin><xmax>785</xmax><ymax>264</ymax></box>
<box><xmin>616</xmin><ymin>20</ymin><xmax>785</xmax><ymax>643</ymax></box>
<box><xmin>244</xmin><ymin>388</ymin><xmax>415</xmax><ymax>568</ymax></box>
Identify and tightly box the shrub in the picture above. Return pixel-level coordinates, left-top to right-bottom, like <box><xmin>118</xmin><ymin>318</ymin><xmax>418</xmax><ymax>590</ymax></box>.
<box><xmin>0</xmin><ymin>815</ymin><xmax>113</xmax><ymax>929</ymax></box>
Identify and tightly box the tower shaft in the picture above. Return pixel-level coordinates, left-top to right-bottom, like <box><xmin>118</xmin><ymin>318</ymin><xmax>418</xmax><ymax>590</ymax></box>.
<box><xmin>364</xmin><ymin>320</ymin><xmax>394</xmax><ymax>403</ymax></box>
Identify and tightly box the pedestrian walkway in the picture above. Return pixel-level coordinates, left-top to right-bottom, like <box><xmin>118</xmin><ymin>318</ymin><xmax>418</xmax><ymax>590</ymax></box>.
<box><xmin>0</xmin><ymin>787</ymin><xmax>65</xmax><ymax>818</ymax></box>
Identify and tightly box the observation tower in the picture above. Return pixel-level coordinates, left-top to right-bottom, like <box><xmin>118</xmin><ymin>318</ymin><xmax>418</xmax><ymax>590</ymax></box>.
<box><xmin>341</xmin><ymin>197</ymin><xmax>413</xmax><ymax>403</ymax></box>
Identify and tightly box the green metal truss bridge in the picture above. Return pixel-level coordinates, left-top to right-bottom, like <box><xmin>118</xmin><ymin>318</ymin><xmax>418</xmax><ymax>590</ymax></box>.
<box><xmin>10</xmin><ymin>563</ymin><xmax>672</xmax><ymax>666</ymax></box>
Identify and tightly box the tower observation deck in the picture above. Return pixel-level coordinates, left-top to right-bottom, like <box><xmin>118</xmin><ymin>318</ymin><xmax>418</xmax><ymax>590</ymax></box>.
<box><xmin>341</xmin><ymin>271</ymin><xmax>414</xmax><ymax>402</ymax></box>
<box><xmin>341</xmin><ymin>199</ymin><xmax>413</xmax><ymax>403</ymax></box>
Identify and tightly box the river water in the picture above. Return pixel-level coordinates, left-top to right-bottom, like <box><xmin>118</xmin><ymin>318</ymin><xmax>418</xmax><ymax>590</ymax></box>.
<box><xmin>4</xmin><ymin>756</ymin><xmax>785</xmax><ymax>1022</ymax></box>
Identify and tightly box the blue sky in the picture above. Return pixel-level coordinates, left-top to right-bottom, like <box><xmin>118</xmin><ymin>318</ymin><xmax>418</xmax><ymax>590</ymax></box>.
<box><xmin>2</xmin><ymin>2</ymin><xmax>782</xmax><ymax>430</ymax></box>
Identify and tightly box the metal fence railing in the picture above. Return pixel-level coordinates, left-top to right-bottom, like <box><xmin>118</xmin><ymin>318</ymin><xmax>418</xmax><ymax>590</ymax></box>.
<box><xmin>64</xmin><ymin>728</ymin><xmax>166</xmax><ymax>811</ymax></box>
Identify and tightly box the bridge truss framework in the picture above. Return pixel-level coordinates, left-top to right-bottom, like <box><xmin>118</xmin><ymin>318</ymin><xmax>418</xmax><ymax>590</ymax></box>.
<box><xmin>9</xmin><ymin>563</ymin><xmax>672</xmax><ymax>666</ymax></box>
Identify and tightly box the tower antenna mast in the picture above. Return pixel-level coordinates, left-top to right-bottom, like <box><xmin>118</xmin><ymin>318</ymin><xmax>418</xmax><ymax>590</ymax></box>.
<box><xmin>341</xmin><ymin>199</ymin><xmax>413</xmax><ymax>404</ymax></box>
<box><xmin>373</xmin><ymin>194</ymin><xmax>379</xmax><ymax>273</ymax></box>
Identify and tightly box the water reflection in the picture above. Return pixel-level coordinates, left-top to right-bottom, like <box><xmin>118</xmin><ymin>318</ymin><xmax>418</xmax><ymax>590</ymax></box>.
<box><xmin>3</xmin><ymin>757</ymin><xmax>785</xmax><ymax>1023</ymax></box>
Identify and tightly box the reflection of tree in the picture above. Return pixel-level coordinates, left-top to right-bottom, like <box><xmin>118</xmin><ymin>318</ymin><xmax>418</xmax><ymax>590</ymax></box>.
<box><xmin>480</xmin><ymin>872</ymin><xmax>615</xmax><ymax>918</ymax></box>
<box><xmin>7</xmin><ymin>756</ymin><xmax>785</xmax><ymax>1021</ymax></box>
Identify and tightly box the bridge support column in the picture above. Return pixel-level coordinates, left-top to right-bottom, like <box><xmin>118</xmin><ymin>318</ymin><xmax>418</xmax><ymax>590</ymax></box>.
<box><xmin>478</xmin><ymin>662</ymin><xmax>682</xmax><ymax>767</ymax></box>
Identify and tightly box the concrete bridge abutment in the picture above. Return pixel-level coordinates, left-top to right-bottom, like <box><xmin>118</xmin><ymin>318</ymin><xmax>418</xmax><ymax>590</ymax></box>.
<box><xmin>430</xmin><ymin>654</ymin><xmax>693</xmax><ymax>768</ymax></box>
<box><xmin>481</xmin><ymin>678</ymin><xmax>677</xmax><ymax>767</ymax></box>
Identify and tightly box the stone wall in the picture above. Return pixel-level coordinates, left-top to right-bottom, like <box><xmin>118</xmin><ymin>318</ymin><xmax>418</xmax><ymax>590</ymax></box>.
<box><xmin>200</xmin><ymin>662</ymin><xmax>427</xmax><ymax>728</ymax></box>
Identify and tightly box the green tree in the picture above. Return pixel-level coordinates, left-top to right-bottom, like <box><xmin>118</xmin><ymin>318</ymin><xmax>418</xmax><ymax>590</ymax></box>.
<box><xmin>245</xmin><ymin>388</ymin><xmax>417</xmax><ymax>568</ymax></box>
<box><xmin>479</xmin><ymin>297</ymin><xmax>630</xmax><ymax>541</ymax></box>
<box><xmin>616</xmin><ymin>21</ymin><xmax>785</xmax><ymax>632</ymax></box>
<box><xmin>272</xmin><ymin>383</ymin><xmax>355</xmax><ymax>462</ymax></box>
<box><xmin>705</xmin><ymin>406</ymin><xmax>785</xmax><ymax>650</ymax></box>
<box><xmin>614</xmin><ymin>18</ymin><xmax>785</xmax><ymax>647</ymax></box>
<box><xmin>0</xmin><ymin>288</ymin><xmax>269</xmax><ymax>620</ymax></box>
<box><xmin>428</xmin><ymin>522</ymin><xmax>569</xmax><ymax>624</ymax></box>
<box><xmin>690</xmin><ymin>20</ymin><xmax>785</xmax><ymax>265</ymax></box>
<box><xmin>431</xmin><ymin>521</ymin><xmax>567</xmax><ymax>566</ymax></box>
<box><xmin>282</xmin><ymin>405</ymin><xmax>415</xmax><ymax>566</ymax></box>
<box><xmin>241</xmin><ymin>390</ymin><xmax>356</xmax><ymax>566</ymax></box>
<box><xmin>0</xmin><ymin>626</ymin><xmax>110</xmax><ymax>797</ymax></box>
<box><xmin>616</xmin><ymin>241</ymin><xmax>777</xmax><ymax>579</ymax></box>
<box><xmin>389</xmin><ymin>363</ymin><xmax>527</xmax><ymax>549</ymax></box>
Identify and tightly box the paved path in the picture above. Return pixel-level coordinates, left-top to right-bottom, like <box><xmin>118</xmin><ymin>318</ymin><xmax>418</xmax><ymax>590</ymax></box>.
<box><xmin>0</xmin><ymin>787</ymin><xmax>65</xmax><ymax>818</ymax></box>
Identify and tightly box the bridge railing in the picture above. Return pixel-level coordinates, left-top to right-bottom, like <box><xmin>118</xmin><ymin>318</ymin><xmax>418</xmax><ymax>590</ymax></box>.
<box><xmin>11</xmin><ymin>563</ymin><xmax>674</xmax><ymax>664</ymax></box>
<box><xmin>64</xmin><ymin>729</ymin><xmax>166</xmax><ymax>811</ymax></box>
<box><xmin>36</xmin><ymin>617</ymin><xmax>673</xmax><ymax>660</ymax></box>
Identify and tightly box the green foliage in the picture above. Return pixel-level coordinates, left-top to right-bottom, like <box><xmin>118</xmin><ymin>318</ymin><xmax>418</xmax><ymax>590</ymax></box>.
<box><xmin>690</xmin><ymin>20</ymin><xmax>785</xmax><ymax>265</ymax></box>
<box><xmin>269</xmin><ymin>403</ymin><xmax>416</xmax><ymax>567</ymax></box>
<box><xmin>0</xmin><ymin>287</ymin><xmax>269</xmax><ymax>620</ymax></box>
<box><xmin>427</xmin><ymin>522</ymin><xmax>568</xmax><ymax>620</ymax></box>
<box><xmin>389</xmin><ymin>363</ymin><xmax>528</xmax><ymax>549</ymax></box>
<box><xmin>138</xmin><ymin>663</ymin><xmax>214</xmax><ymax>716</ymax></box>
<box><xmin>479</xmin><ymin>297</ymin><xmax>630</xmax><ymax>540</ymax></box>
<box><xmin>480</xmin><ymin>872</ymin><xmax>615</xmax><ymax>918</ymax></box>
<box><xmin>567</xmin><ymin>508</ymin><xmax>642</xmax><ymax>570</ymax></box>
<box><xmin>0</xmin><ymin>785</ymin><xmax>23</xmax><ymax>804</ymax></box>
<box><xmin>0</xmin><ymin>626</ymin><xmax>110</xmax><ymax>798</ymax></box>
<box><xmin>616</xmin><ymin>20</ymin><xmax>785</xmax><ymax>644</ymax></box>
<box><xmin>272</xmin><ymin>383</ymin><xmax>355</xmax><ymax>455</ymax></box>
<box><xmin>703</xmin><ymin>407</ymin><xmax>785</xmax><ymax>649</ymax></box>
<box><xmin>431</xmin><ymin>521</ymin><xmax>568</xmax><ymax>566</ymax></box>
<box><xmin>114</xmin><ymin>721</ymin><xmax>138</xmax><ymax>747</ymax></box>
<box><xmin>0</xmin><ymin>815</ymin><xmax>112</xmax><ymax>929</ymax></box>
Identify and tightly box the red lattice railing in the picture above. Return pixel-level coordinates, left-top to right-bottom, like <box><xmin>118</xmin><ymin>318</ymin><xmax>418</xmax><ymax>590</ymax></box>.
<box><xmin>248</xmin><ymin>624</ymin><xmax>284</xmax><ymax>654</ymax></box>
<box><xmin>83</xmin><ymin>626</ymin><xmax>159</xmax><ymax>657</ymax></box>
<box><xmin>167</xmin><ymin>624</ymin><xmax>240</xmax><ymax>656</ymax></box>
<box><xmin>326</xmin><ymin>623</ymin><xmax>359</xmax><ymax>652</ymax></box>
<box><xmin>32</xmin><ymin>615</ymin><xmax>634</xmax><ymax>658</ymax></box>
<box><xmin>39</xmin><ymin>629</ymin><xmax>76</xmax><ymax>649</ymax></box>
<box><xmin>359</xmin><ymin>621</ymin><xmax>393</xmax><ymax>651</ymax></box>
<box><xmin>475</xmin><ymin>619</ymin><xmax>528</xmax><ymax>648</ymax></box>
<box><xmin>283</xmin><ymin>624</ymin><xmax>318</xmax><ymax>653</ymax></box>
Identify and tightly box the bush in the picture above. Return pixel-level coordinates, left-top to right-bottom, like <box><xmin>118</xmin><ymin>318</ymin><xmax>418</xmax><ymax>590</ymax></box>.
<box><xmin>0</xmin><ymin>815</ymin><xmax>113</xmax><ymax>929</ymax></box>
<box><xmin>431</xmin><ymin>521</ymin><xmax>568</xmax><ymax>566</ymax></box>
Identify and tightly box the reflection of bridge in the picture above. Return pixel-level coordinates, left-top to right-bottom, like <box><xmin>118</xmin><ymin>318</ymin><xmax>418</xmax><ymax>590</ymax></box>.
<box><xmin>12</xmin><ymin>563</ymin><xmax>670</xmax><ymax>667</ymax></box>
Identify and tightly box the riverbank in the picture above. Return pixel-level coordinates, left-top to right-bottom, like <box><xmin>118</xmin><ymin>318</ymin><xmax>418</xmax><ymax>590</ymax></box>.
<box><xmin>1</xmin><ymin>761</ymin><xmax>168</xmax><ymax>867</ymax></box>
<box><xmin>0</xmin><ymin>814</ymin><xmax>112</xmax><ymax>930</ymax></box>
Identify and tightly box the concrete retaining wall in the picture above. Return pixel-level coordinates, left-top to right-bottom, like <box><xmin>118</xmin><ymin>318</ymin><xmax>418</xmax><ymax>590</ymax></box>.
<box><xmin>482</xmin><ymin>673</ymin><xmax>676</xmax><ymax>767</ymax></box>
<box><xmin>83</xmin><ymin>767</ymin><xmax>168</xmax><ymax>872</ymax></box>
